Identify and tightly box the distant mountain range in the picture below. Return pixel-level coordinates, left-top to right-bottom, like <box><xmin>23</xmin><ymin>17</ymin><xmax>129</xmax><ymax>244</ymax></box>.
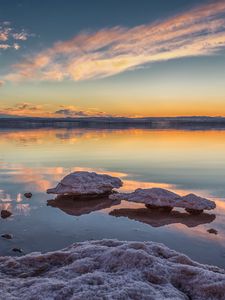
<box><xmin>1</xmin><ymin>116</ymin><xmax>225</xmax><ymax>129</ymax></box>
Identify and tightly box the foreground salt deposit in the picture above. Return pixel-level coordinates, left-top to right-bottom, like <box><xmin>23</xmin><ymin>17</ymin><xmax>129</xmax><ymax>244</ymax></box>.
<box><xmin>110</xmin><ymin>188</ymin><xmax>216</xmax><ymax>214</ymax></box>
<box><xmin>0</xmin><ymin>239</ymin><xmax>224</xmax><ymax>299</ymax></box>
<box><xmin>47</xmin><ymin>171</ymin><xmax>123</xmax><ymax>195</ymax></box>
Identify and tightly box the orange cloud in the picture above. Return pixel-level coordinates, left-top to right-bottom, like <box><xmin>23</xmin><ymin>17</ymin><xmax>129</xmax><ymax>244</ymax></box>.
<box><xmin>54</xmin><ymin>105</ymin><xmax>113</xmax><ymax>117</ymax></box>
<box><xmin>3</xmin><ymin>1</ymin><xmax>225</xmax><ymax>82</ymax></box>
<box><xmin>0</xmin><ymin>102</ymin><xmax>52</xmax><ymax>117</ymax></box>
<box><xmin>0</xmin><ymin>103</ymin><xmax>116</xmax><ymax>118</ymax></box>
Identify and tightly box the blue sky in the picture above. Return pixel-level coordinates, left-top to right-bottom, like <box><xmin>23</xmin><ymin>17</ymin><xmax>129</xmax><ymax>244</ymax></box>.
<box><xmin>0</xmin><ymin>0</ymin><xmax>225</xmax><ymax>117</ymax></box>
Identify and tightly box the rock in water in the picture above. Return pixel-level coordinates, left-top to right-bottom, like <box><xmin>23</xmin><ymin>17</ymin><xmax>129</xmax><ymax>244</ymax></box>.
<box><xmin>0</xmin><ymin>239</ymin><xmax>224</xmax><ymax>299</ymax></box>
<box><xmin>12</xmin><ymin>248</ymin><xmax>23</xmax><ymax>253</ymax></box>
<box><xmin>207</xmin><ymin>228</ymin><xmax>218</xmax><ymax>235</ymax></box>
<box><xmin>24</xmin><ymin>192</ymin><xmax>32</xmax><ymax>198</ymax></box>
<box><xmin>181</xmin><ymin>193</ymin><xmax>216</xmax><ymax>214</ymax></box>
<box><xmin>110</xmin><ymin>188</ymin><xmax>216</xmax><ymax>214</ymax></box>
<box><xmin>1</xmin><ymin>233</ymin><xmax>13</xmax><ymax>239</ymax></box>
<box><xmin>1</xmin><ymin>210</ymin><xmax>12</xmax><ymax>219</ymax></box>
<box><xmin>46</xmin><ymin>171</ymin><xmax>123</xmax><ymax>196</ymax></box>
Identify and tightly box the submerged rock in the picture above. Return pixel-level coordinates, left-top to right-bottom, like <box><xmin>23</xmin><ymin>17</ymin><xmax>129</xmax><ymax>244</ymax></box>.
<box><xmin>1</xmin><ymin>233</ymin><xmax>13</xmax><ymax>239</ymax></box>
<box><xmin>110</xmin><ymin>188</ymin><xmax>216</xmax><ymax>214</ymax></box>
<box><xmin>0</xmin><ymin>239</ymin><xmax>224</xmax><ymax>299</ymax></box>
<box><xmin>207</xmin><ymin>228</ymin><xmax>218</xmax><ymax>235</ymax></box>
<box><xmin>1</xmin><ymin>209</ymin><xmax>12</xmax><ymax>219</ymax></box>
<box><xmin>12</xmin><ymin>248</ymin><xmax>23</xmax><ymax>254</ymax></box>
<box><xmin>24</xmin><ymin>192</ymin><xmax>32</xmax><ymax>198</ymax></box>
<box><xmin>47</xmin><ymin>171</ymin><xmax>123</xmax><ymax>196</ymax></box>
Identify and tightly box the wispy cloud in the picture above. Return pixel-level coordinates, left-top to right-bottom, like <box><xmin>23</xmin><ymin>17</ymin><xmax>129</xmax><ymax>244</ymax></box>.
<box><xmin>0</xmin><ymin>21</ymin><xmax>30</xmax><ymax>51</ymax></box>
<box><xmin>0</xmin><ymin>103</ymin><xmax>114</xmax><ymax>118</ymax></box>
<box><xmin>3</xmin><ymin>1</ymin><xmax>225</xmax><ymax>82</ymax></box>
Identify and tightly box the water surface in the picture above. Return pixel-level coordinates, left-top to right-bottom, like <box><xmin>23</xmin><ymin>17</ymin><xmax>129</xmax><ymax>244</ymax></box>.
<box><xmin>0</xmin><ymin>128</ymin><xmax>225</xmax><ymax>268</ymax></box>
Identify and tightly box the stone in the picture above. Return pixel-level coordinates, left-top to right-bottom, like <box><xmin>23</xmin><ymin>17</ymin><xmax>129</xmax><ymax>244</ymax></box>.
<box><xmin>24</xmin><ymin>192</ymin><xmax>32</xmax><ymax>198</ymax></box>
<box><xmin>1</xmin><ymin>233</ymin><xmax>13</xmax><ymax>239</ymax></box>
<box><xmin>181</xmin><ymin>193</ymin><xmax>216</xmax><ymax>212</ymax></box>
<box><xmin>12</xmin><ymin>248</ymin><xmax>23</xmax><ymax>253</ymax></box>
<box><xmin>145</xmin><ymin>204</ymin><xmax>173</xmax><ymax>212</ymax></box>
<box><xmin>1</xmin><ymin>209</ymin><xmax>12</xmax><ymax>219</ymax></box>
<box><xmin>109</xmin><ymin>188</ymin><xmax>216</xmax><ymax>214</ymax></box>
<box><xmin>185</xmin><ymin>208</ymin><xmax>203</xmax><ymax>215</ymax></box>
<box><xmin>47</xmin><ymin>171</ymin><xmax>123</xmax><ymax>196</ymax></box>
<box><xmin>110</xmin><ymin>188</ymin><xmax>180</xmax><ymax>206</ymax></box>
<box><xmin>207</xmin><ymin>228</ymin><xmax>218</xmax><ymax>235</ymax></box>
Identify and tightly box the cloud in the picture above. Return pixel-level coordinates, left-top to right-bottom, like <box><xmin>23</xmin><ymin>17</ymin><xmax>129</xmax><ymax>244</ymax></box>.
<box><xmin>0</xmin><ymin>22</ymin><xmax>30</xmax><ymax>51</ymax></box>
<box><xmin>0</xmin><ymin>102</ymin><xmax>49</xmax><ymax>117</ymax></box>
<box><xmin>3</xmin><ymin>1</ymin><xmax>225</xmax><ymax>83</ymax></box>
<box><xmin>0</xmin><ymin>103</ymin><xmax>114</xmax><ymax>118</ymax></box>
<box><xmin>55</xmin><ymin>109</ymin><xmax>89</xmax><ymax>117</ymax></box>
<box><xmin>13</xmin><ymin>102</ymin><xmax>42</xmax><ymax>111</ymax></box>
<box><xmin>54</xmin><ymin>105</ymin><xmax>112</xmax><ymax>117</ymax></box>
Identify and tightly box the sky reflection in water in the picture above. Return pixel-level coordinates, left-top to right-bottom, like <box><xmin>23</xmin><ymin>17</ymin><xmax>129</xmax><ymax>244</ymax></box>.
<box><xmin>0</xmin><ymin>128</ymin><xmax>225</xmax><ymax>268</ymax></box>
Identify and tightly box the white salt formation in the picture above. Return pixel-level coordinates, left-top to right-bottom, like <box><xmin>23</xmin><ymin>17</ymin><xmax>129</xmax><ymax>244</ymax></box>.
<box><xmin>47</xmin><ymin>171</ymin><xmax>123</xmax><ymax>195</ymax></box>
<box><xmin>110</xmin><ymin>188</ymin><xmax>216</xmax><ymax>214</ymax></box>
<box><xmin>181</xmin><ymin>193</ymin><xmax>216</xmax><ymax>214</ymax></box>
<box><xmin>0</xmin><ymin>239</ymin><xmax>224</xmax><ymax>299</ymax></box>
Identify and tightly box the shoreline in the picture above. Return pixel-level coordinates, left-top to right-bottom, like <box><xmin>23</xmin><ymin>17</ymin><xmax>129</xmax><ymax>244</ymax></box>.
<box><xmin>2</xmin><ymin>116</ymin><xmax>225</xmax><ymax>130</ymax></box>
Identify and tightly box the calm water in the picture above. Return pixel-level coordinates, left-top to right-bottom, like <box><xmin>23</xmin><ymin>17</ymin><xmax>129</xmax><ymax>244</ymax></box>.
<box><xmin>0</xmin><ymin>128</ymin><xmax>225</xmax><ymax>268</ymax></box>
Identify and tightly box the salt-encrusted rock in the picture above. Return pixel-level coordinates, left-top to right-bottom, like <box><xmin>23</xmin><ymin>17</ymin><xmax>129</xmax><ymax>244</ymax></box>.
<box><xmin>110</xmin><ymin>188</ymin><xmax>180</xmax><ymax>211</ymax></box>
<box><xmin>0</xmin><ymin>239</ymin><xmax>225</xmax><ymax>299</ymax></box>
<box><xmin>110</xmin><ymin>188</ymin><xmax>216</xmax><ymax>214</ymax></box>
<box><xmin>47</xmin><ymin>171</ymin><xmax>123</xmax><ymax>196</ymax></box>
<box><xmin>181</xmin><ymin>193</ymin><xmax>216</xmax><ymax>214</ymax></box>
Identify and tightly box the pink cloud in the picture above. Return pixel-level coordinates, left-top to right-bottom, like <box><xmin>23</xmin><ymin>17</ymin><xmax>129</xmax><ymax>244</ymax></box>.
<box><xmin>0</xmin><ymin>22</ymin><xmax>31</xmax><ymax>51</ymax></box>
<box><xmin>3</xmin><ymin>1</ymin><xmax>225</xmax><ymax>82</ymax></box>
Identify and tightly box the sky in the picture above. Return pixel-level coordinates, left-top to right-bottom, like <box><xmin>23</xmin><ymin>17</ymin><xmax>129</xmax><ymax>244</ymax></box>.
<box><xmin>0</xmin><ymin>0</ymin><xmax>225</xmax><ymax>117</ymax></box>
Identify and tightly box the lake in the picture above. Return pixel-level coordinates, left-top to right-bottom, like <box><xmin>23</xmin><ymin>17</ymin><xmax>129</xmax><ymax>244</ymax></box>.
<box><xmin>0</xmin><ymin>128</ymin><xmax>225</xmax><ymax>268</ymax></box>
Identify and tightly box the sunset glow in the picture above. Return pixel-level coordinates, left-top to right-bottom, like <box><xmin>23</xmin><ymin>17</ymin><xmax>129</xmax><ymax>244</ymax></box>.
<box><xmin>1</xmin><ymin>2</ymin><xmax>225</xmax><ymax>295</ymax></box>
<box><xmin>0</xmin><ymin>0</ymin><xmax>225</xmax><ymax>117</ymax></box>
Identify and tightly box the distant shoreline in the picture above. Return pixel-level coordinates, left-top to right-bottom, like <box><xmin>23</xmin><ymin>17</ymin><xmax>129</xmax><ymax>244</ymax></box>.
<box><xmin>1</xmin><ymin>116</ymin><xmax>225</xmax><ymax>129</ymax></box>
